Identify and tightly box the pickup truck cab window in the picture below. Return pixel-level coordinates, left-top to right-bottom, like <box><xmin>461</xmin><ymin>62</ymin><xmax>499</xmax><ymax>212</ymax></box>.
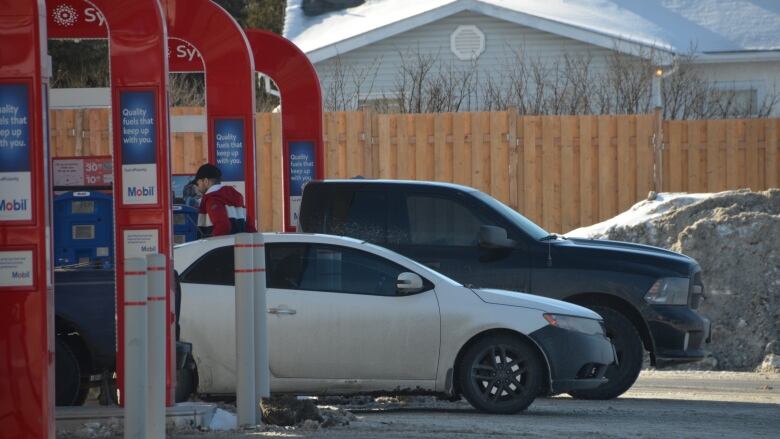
<box><xmin>331</xmin><ymin>190</ymin><xmax>388</xmax><ymax>243</ymax></box>
<box><xmin>471</xmin><ymin>190</ymin><xmax>548</xmax><ymax>240</ymax></box>
<box><xmin>403</xmin><ymin>194</ymin><xmax>484</xmax><ymax>246</ymax></box>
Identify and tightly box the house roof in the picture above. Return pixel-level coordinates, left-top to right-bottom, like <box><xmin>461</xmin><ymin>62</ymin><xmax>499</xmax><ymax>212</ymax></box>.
<box><xmin>283</xmin><ymin>0</ymin><xmax>780</xmax><ymax>63</ymax></box>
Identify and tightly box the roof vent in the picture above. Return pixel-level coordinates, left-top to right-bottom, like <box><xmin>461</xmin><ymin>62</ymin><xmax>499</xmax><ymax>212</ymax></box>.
<box><xmin>451</xmin><ymin>25</ymin><xmax>485</xmax><ymax>61</ymax></box>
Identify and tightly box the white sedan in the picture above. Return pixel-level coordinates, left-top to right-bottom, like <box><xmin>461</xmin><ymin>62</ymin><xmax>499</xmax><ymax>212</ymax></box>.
<box><xmin>174</xmin><ymin>233</ymin><xmax>615</xmax><ymax>414</ymax></box>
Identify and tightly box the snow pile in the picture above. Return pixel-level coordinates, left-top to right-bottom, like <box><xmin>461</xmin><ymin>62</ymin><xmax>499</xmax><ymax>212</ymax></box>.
<box><xmin>568</xmin><ymin>192</ymin><xmax>716</xmax><ymax>239</ymax></box>
<box><xmin>567</xmin><ymin>189</ymin><xmax>780</xmax><ymax>372</ymax></box>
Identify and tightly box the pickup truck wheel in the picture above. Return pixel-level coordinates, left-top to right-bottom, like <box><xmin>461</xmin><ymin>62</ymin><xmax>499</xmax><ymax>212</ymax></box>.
<box><xmin>55</xmin><ymin>337</ymin><xmax>88</xmax><ymax>406</ymax></box>
<box><xmin>568</xmin><ymin>306</ymin><xmax>643</xmax><ymax>400</ymax></box>
<box><xmin>458</xmin><ymin>335</ymin><xmax>542</xmax><ymax>414</ymax></box>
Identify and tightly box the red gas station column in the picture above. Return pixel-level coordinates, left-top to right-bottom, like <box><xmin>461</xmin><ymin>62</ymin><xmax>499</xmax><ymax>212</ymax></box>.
<box><xmin>163</xmin><ymin>0</ymin><xmax>258</xmax><ymax>226</ymax></box>
<box><xmin>165</xmin><ymin>27</ymin><xmax>325</xmax><ymax>232</ymax></box>
<box><xmin>47</xmin><ymin>0</ymin><xmax>259</xmax><ymax>223</ymax></box>
<box><xmin>47</xmin><ymin>0</ymin><xmax>175</xmax><ymax>404</ymax></box>
<box><xmin>84</xmin><ymin>0</ymin><xmax>175</xmax><ymax>405</ymax></box>
<box><xmin>246</xmin><ymin>30</ymin><xmax>325</xmax><ymax>231</ymax></box>
<box><xmin>0</xmin><ymin>1</ymin><xmax>54</xmax><ymax>437</ymax></box>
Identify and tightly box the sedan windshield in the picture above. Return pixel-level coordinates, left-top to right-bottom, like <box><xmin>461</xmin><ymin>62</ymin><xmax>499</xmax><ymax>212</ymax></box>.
<box><xmin>470</xmin><ymin>191</ymin><xmax>549</xmax><ymax>240</ymax></box>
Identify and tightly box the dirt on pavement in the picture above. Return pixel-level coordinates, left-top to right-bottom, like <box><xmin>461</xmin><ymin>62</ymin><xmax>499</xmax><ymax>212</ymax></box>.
<box><xmin>59</xmin><ymin>371</ymin><xmax>778</xmax><ymax>439</ymax></box>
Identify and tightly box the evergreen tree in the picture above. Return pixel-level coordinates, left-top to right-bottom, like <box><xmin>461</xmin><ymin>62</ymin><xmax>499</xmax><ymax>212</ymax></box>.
<box><xmin>212</xmin><ymin>0</ymin><xmax>248</xmax><ymax>27</ymax></box>
<box><xmin>49</xmin><ymin>40</ymin><xmax>109</xmax><ymax>88</ymax></box>
<box><xmin>246</xmin><ymin>0</ymin><xmax>286</xmax><ymax>34</ymax></box>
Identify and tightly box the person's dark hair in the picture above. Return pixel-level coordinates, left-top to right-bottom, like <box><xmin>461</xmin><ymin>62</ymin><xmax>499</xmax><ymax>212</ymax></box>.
<box><xmin>190</xmin><ymin>163</ymin><xmax>222</xmax><ymax>185</ymax></box>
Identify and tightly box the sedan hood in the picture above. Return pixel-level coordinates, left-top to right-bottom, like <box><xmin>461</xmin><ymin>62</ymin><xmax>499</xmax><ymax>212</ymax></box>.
<box><xmin>472</xmin><ymin>288</ymin><xmax>602</xmax><ymax>320</ymax></box>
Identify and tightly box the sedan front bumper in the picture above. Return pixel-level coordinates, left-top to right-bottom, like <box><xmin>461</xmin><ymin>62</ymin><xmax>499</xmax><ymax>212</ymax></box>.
<box><xmin>530</xmin><ymin>325</ymin><xmax>617</xmax><ymax>394</ymax></box>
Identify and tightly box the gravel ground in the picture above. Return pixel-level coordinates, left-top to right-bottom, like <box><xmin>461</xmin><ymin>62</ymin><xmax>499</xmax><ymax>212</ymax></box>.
<box><xmin>66</xmin><ymin>371</ymin><xmax>775</xmax><ymax>439</ymax></box>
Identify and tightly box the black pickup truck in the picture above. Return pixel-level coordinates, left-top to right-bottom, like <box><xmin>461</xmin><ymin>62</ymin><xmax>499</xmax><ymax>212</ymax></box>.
<box><xmin>54</xmin><ymin>267</ymin><xmax>194</xmax><ymax>406</ymax></box>
<box><xmin>54</xmin><ymin>268</ymin><xmax>116</xmax><ymax>406</ymax></box>
<box><xmin>298</xmin><ymin>180</ymin><xmax>712</xmax><ymax>399</ymax></box>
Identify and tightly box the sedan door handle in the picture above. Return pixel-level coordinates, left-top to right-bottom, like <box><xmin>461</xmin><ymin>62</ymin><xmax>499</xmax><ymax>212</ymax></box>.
<box><xmin>268</xmin><ymin>307</ymin><xmax>297</xmax><ymax>315</ymax></box>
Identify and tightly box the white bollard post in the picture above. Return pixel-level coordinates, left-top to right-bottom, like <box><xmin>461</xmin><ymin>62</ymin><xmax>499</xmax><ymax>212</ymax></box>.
<box><xmin>146</xmin><ymin>254</ymin><xmax>167</xmax><ymax>439</ymax></box>
<box><xmin>253</xmin><ymin>233</ymin><xmax>270</xmax><ymax>405</ymax></box>
<box><xmin>234</xmin><ymin>233</ymin><xmax>257</xmax><ymax>426</ymax></box>
<box><xmin>124</xmin><ymin>258</ymin><xmax>148</xmax><ymax>439</ymax></box>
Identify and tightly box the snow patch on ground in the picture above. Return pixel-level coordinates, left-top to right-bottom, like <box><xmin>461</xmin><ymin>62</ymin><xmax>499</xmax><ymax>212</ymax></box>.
<box><xmin>208</xmin><ymin>408</ymin><xmax>237</xmax><ymax>431</ymax></box>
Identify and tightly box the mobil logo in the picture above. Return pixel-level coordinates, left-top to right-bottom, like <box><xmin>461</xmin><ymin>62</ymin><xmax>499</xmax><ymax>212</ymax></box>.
<box><xmin>12</xmin><ymin>270</ymin><xmax>31</xmax><ymax>280</ymax></box>
<box><xmin>140</xmin><ymin>245</ymin><xmax>157</xmax><ymax>253</ymax></box>
<box><xmin>0</xmin><ymin>198</ymin><xmax>29</xmax><ymax>212</ymax></box>
<box><xmin>127</xmin><ymin>186</ymin><xmax>155</xmax><ymax>198</ymax></box>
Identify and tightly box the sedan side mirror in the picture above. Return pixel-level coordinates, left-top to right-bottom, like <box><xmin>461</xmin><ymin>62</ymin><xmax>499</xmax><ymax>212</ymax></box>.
<box><xmin>396</xmin><ymin>272</ymin><xmax>424</xmax><ymax>295</ymax></box>
<box><xmin>479</xmin><ymin>225</ymin><xmax>516</xmax><ymax>249</ymax></box>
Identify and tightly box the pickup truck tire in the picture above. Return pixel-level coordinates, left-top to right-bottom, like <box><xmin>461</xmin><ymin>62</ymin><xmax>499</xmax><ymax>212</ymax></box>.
<box><xmin>458</xmin><ymin>335</ymin><xmax>543</xmax><ymax>414</ymax></box>
<box><xmin>55</xmin><ymin>337</ymin><xmax>89</xmax><ymax>406</ymax></box>
<box><xmin>568</xmin><ymin>306</ymin><xmax>643</xmax><ymax>400</ymax></box>
<box><xmin>175</xmin><ymin>360</ymin><xmax>198</xmax><ymax>403</ymax></box>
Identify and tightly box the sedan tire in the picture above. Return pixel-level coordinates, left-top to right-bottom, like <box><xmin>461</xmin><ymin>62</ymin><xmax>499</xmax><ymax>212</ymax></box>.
<box><xmin>458</xmin><ymin>335</ymin><xmax>543</xmax><ymax>414</ymax></box>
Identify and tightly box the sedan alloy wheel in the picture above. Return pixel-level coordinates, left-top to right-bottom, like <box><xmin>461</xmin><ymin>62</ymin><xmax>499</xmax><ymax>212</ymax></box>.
<box><xmin>459</xmin><ymin>336</ymin><xmax>543</xmax><ymax>414</ymax></box>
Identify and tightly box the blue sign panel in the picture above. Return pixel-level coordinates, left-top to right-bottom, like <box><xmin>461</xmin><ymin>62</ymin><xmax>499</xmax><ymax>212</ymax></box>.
<box><xmin>0</xmin><ymin>83</ymin><xmax>31</xmax><ymax>173</ymax></box>
<box><xmin>0</xmin><ymin>83</ymin><xmax>33</xmax><ymax>222</ymax></box>
<box><xmin>214</xmin><ymin>119</ymin><xmax>245</xmax><ymax>181</ymax></box>
<box><xmin>289</xmin><ymin>141</ymin><xmax>315</xmax><ymax>196</ymax></box>
<box><xmin>119</xmin><ymin>90</ymin><xmax>158</xmax><ymax>205</ymax></box>
<box><xmin>120</xmin><ymin>91</ymin><xmax>157</xmax><ymax>165</ymax></box>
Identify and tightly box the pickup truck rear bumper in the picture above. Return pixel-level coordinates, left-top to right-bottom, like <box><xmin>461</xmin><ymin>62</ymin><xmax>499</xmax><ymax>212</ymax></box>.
<box><xmin>643</xmin><ymin>305</ymin><xmax>711</xmax><ymax>366</ymax></box>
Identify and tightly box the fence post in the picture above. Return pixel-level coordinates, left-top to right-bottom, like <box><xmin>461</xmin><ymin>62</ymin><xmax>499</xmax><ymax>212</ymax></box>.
<box><xmin>124</xmin><ymin>258</ymin><xmax>148</xmax><ymax>439</ymax></box>
<box><xmin>653</xmin><ymin>107</ymin><xmax>664</xmax><ymax>193</ymax></box>
<box><xmin>146</xmin><ymin>254</ymin><xmax>167</xmax><ymax>438</ymax></box>
<box><xmin>234</xmin><ymin>233</ymin><xmax>257</xmax><ymax>426</ymax></box>
<box><xmin>253</xmin><ymin>233</ymin><xmax>270</xmax><ymax>409</ymax></box>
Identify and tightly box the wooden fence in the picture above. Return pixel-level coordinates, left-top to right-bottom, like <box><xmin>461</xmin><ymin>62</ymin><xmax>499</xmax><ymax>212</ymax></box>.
<box><xmin>49</xmin><ymin>108</ymin><xmax>780</xmax><ymax>232</ymax></box>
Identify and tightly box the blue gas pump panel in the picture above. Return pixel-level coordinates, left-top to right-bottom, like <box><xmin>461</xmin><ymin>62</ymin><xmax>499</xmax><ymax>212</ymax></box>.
<box><xmin>173</xmin><ymin>204</ymin><xmax>199</xmax><ymax>244</ymax></box>
<box><xmin>53</xmin><ymin>191</ymin><xmax>114</xmax><ymax>266</ymax></box>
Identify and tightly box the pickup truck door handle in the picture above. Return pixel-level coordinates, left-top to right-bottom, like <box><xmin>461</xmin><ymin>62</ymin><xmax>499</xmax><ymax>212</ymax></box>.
<box><xmin>268</xmin><ymin>307</ymin><xmax>297</xmax><ymax>315</ymax></box>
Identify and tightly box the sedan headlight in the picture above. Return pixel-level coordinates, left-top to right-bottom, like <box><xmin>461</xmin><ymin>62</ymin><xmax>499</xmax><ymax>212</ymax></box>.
<box><xmin>645</xmin><ymin>277</ymin><xmax>690</xmax><ymax>305</ymax></box>
<box><xmin>543</xmin><ymin>314</ymin><xmax>605</xmax><ymax>336</ymax></box>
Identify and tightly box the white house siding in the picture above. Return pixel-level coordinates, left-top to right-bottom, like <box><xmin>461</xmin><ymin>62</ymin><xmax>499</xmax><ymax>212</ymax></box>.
<box><xmin>311</xmin><ymin>10</ymin><xmax>780</xmax><ymax>116</ymax></box>
<box><xmin>693</xmin><ymin>62</ymin><xmax>780</xmax><ymax>116</ymax></box>
<box><xmin>313</xmin><ymin>11</ymin><xmax>616</xmax><ymax>111</ymax></box>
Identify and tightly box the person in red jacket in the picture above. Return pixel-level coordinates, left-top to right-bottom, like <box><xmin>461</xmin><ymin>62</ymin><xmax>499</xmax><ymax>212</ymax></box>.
<box><xmin>190</xmin><ymin>163</ymin><xmax>257</xmax><ymax>237</ymax></box>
